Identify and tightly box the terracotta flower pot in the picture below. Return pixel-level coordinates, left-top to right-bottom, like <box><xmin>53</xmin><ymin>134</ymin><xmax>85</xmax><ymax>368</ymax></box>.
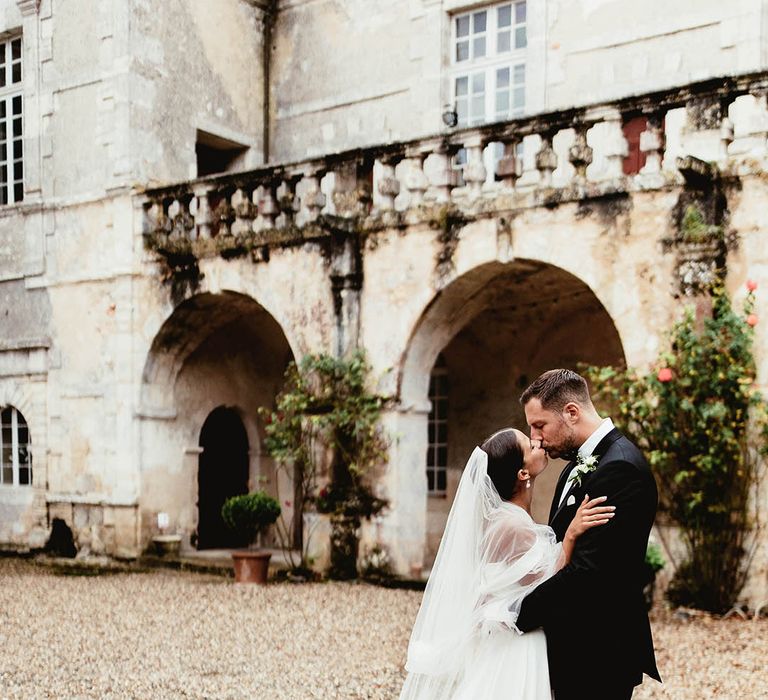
<box><xmin>231</xmin><ymin>550</ymin><xmax>272</xmax><ymax>584</ymax></box>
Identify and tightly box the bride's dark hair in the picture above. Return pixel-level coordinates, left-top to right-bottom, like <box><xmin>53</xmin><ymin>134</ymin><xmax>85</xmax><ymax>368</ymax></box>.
<box><xmin>480</xmin><ymin>429</ymin><xmax>524</xmax><ymax>500</ymax></box>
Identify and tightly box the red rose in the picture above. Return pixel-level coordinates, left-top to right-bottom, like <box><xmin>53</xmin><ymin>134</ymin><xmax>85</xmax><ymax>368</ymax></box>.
<box><xmin>657</xmin><ymin>368</ymin><xmax>674</xmax><ymax>383</ymax></box>
<box><xmin>746</xmin><ymin>280</ymin><xmax>758</xmax><ymax>292</ymax></box>
<box><xmin>746</xmin><ymin>314</ymin><xmax>758</xmax><ymax>327</ymax></box>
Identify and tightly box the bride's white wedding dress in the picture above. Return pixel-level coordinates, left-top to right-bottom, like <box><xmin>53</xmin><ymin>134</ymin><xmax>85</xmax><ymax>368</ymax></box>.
<box><xmin>399</xmin><ymin>448</ymin><xmax>563</xmax><ymax>700</ymax></box>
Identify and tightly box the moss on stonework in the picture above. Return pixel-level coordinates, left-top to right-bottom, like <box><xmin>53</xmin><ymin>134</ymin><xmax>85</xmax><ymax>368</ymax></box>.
<box><xmin>429</xmin><ymin>205</ymin><xmax>470</xmax><ymax>277</ymax></box>
<box><xmin>680</xmin><ymin>202</ymin><xmax>723</xmax><ymax>243</ymax></box>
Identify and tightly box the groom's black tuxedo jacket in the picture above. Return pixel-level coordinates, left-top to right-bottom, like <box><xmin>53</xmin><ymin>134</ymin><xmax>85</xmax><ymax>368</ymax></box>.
<box><xmin>516</xmin><ymin>428</ymin><xmax>661</xmax><ymax>693</ymax></box>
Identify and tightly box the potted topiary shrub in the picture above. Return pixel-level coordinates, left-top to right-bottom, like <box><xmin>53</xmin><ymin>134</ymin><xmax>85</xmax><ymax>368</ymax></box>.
<box><xmin>221</xmin><ymin>491</ymin><xmax>281</xmax><ymax>584</ymax></box>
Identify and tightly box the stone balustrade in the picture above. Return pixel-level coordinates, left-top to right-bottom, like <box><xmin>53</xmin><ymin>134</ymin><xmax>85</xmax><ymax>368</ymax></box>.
<box><xmin>142</xmin><ymin>71</ymin><xmax>768</xmax><ymax>244</ymax></box>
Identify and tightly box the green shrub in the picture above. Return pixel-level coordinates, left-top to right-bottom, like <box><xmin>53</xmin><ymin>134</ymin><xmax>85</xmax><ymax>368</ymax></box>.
<box><xmin>221</xmin><ymin>491</ymin><xmax>281</xmax><ymax>547</ymax></box>
<box><xmin>584</xmin><ymin>284</ymin><xmax>767</xmax><ymax>613</ymax></box>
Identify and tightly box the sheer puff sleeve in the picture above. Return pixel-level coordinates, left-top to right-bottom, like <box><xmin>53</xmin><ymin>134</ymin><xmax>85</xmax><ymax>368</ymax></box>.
<box><xmin>474</xmin><ymin>505</ymin><xmax>563</xmax><ymax>635</ymax></box>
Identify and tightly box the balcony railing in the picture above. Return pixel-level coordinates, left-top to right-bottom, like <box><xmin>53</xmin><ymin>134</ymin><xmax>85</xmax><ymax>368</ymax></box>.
<box><xmin>142</xmin><ymin>71</ymin><xmax>768</xmax><ymax>245</ymax></box>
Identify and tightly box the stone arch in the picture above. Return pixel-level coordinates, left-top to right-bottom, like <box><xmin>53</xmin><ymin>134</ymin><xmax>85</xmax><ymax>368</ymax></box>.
<box><xmin>140</xmin><ymin>290</ymin><xmax>301</xmax><ymax>416</ymax></box>
<box><xmin>137</xmin><ymin>291</ymin><xmax>296</xmax><ymax>550</ymax></box>
<box><xmin>393</xmin><ymin>259</ymin><xmax>626</xmax><ymax>569</ymax></box>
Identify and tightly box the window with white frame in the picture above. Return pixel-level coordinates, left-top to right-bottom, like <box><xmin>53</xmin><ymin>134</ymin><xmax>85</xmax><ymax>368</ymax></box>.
<box><xmin>0</xmin><ymin>35</ymin><xmax>23</xmax><ymax>205</ymax></box>
<box><xmin>1</xmin><ymin>406</ymin><xmax>32</xmax><ymax>487</ymax></box>
<box><xmin>426</xmin><ymin>355</ymin><xmax>448</xmax><ymax>496</ymax></box>
<box><xmin>452</xmin><ymin>2</ymin><xmax>527</xmax><ymax>127</ymax></box>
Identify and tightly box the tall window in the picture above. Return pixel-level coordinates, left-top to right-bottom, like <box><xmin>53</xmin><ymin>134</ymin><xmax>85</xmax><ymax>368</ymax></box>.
<box><xmin>452</xmin><ymin>2</ymin><xmax>527</xmax><ymax>127</ymax></box>
<box><xmin>1</xmin><ymin>406</ymin><xmax>32</xmax><ymax>486</ymax></box>
<box><xmin>427</xmin><ymin>355</ymin><xmax>448</xmax><ymax>496</ymax></box>
<box><xmin>0</xmin><ymin>36</ymin><xmax>23</xmax><ymax>205</ymax></box>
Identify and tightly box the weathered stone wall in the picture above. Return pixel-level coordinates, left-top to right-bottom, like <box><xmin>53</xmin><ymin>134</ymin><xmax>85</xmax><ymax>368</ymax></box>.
<box><xmin>129</xmin><ymin>0</ymin><xmax>267</xmax><ymax>183</ymax></box>
<box><xmin>270</xmin><ymin>0</ymin><xmax>765</xmax><ymax>162</ymax></box>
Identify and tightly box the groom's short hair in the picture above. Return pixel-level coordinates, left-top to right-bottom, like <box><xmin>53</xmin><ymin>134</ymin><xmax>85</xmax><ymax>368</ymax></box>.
<box><xmin>520</xmin><ymin>369</ymin><xmax>591</xmax><ymax>412</ymax></box>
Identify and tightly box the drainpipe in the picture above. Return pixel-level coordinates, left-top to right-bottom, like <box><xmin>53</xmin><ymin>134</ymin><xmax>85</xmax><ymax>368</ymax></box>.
<box><xmin>259</xmin><ymin>0</ymin><xmax>278</xmax><ymax>164</ymax></box>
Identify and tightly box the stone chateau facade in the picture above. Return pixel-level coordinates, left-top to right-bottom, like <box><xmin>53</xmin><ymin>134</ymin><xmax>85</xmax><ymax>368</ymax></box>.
<box><xmin>0</xmin><ymin>0</ymin><xmax>766</xmax><ymax>604</ymax></box>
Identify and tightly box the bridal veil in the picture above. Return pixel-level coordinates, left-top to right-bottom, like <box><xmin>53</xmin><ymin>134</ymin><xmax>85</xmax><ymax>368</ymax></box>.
<box><xmin>399</xmin><ymin>446</ymin><xmax>563</xmax><ymax>700</ymax></box>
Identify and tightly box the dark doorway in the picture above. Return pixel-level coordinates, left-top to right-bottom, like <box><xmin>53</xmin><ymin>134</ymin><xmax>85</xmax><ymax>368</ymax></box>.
<box><xmin>197</xmin><ymin>406</ymin><xmax>250</xmax><ymax>549</ymax></box>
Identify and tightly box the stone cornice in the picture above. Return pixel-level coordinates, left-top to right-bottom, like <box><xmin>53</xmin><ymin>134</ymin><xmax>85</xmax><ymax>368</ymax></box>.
<box><xmin>16</xmin><ymin>0</ymin><xmax>39</xmax><ymax>17</ymax></box>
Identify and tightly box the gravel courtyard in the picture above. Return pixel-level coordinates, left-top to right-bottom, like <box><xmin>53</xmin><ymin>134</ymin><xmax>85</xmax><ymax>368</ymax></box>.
<box><xmin>0</xmin><ymin>558</ymin><xmax>766</xmax><ymax>700</ymax></box>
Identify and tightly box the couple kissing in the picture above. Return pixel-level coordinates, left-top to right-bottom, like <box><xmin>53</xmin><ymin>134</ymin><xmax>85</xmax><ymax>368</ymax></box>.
<box><xmin>399</xmin><ymin>369</ymin><xmax>661</xmax><ymax>700</ymax></box>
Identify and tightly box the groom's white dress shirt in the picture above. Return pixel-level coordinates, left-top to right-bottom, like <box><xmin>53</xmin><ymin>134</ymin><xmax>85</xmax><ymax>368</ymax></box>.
<box><xmin>558</xmin><ymin>417</ymin><xmax>615</xmax><ymax>506</ymax></box>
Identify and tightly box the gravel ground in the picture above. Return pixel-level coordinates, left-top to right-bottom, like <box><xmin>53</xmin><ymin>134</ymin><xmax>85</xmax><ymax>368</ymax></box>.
<box><xmin>0</xmin><ymin>558</ymin><xmax>765</xmax><ymax>699</ymax></box>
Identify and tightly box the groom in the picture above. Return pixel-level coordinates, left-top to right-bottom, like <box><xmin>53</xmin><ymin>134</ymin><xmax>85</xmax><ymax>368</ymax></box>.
<box><xmin>516</xmin><ymin>369</ymin><xmax>661</xmax><ymax>700</ymax></box>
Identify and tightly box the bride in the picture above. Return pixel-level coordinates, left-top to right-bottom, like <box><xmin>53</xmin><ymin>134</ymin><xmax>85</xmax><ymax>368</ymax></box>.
<box><xmin>399</xmin><ymin>428</ymin><xmax>614</xmax><ymax>700</ymax></box>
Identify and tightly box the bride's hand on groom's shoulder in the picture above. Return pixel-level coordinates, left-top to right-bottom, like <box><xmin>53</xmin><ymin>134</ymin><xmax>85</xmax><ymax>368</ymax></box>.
<box><xmin>565</xmin><ymin>495</ymin><xmax>616</xmax><ymax>541</ymax></box>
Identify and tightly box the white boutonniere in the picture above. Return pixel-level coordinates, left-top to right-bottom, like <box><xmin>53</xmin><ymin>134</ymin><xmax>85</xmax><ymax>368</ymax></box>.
<box><xmin>567</xmin><ymin>454</ymin><xmax>599</xmax><ymax>489</ymax></box>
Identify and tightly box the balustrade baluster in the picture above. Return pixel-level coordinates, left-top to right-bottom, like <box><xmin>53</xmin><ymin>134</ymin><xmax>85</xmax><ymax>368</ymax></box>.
<box><xmin>404</xmin><ymin>148</ymin><xmax>429</xmax><ymax>206</ymax></box>
<box><xmin>193</xmin><ymin>186</ymin><xmax>213</xmax><ymax>239</ymax></box>
<box><xmin>376</xmin><ymin>153</ymin><xmax>403</xmax><ymax>211</ymax></box>
<box><xmin>495</xmin><ymin>135</ymin><xmax>520</xmax><ymax>190</ymax></box>
<box><xmin>426</xmin><ymin>140</ymin><xmax>458</xmax><ymax>203</ymax></box>
<box><xmin>462</xmin><ymin>134</ymin><xmax>487</xmax><ymax>196</ymax></box>
<box><xmin>299</xmin><ymin>169</ymin><xmax>327</xmax><ymax>223</ymax></box>
<box><xmin>638</xmin><ymin>113</ymin><xmax>665</xmax><ymax>184</ymax></box>
<box><xmin>259</xmin><ymin>180</ymin><xmax>280</xmax><ymax>228</ymax></box>
<box><xmin>568</xmin><ymin>123</ymin><xmax>594</xmax><ymax>187</ymax></box>
<box><xmin>231</xmin><ymin>187</ymin><xmax>256</xmax><ymax>236</ymax></box>
<box><xmin>535</xmin><ymin>133</ymin><xmax>557</xmax><ymax>188</ymax></box>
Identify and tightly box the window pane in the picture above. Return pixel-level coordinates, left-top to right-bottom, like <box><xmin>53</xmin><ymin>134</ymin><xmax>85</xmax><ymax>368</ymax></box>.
<box><xmin>513</xmin><ymin>86</ymin><xmax>525</xmax><ymax>109</ymax></box>
<box><xmin>456</xmin><ymin>15</ymin><xmax>470</xmax><ymax>38</ymax></box>
<box><xmin>455</xmin><ymin>76</ymin><xmax>468</xmax><ymax>97</ymax></box>
<box><xmin>0</xmin><ymin>144</ymin><xmax>6</xmax><ymax>161</ymax></box>
<box><xmin>515</xmin><ymin>26</ymin><xmax>527</xmax><ymax>49</ymax></box>
<box><xmin>473</xmin><ymin>11</ymin><xmax>487</xmax><ymax>33</ymax></box>
<box><xmin>12</xmin><ymin>139</ymin><xmax>21</xmax><ymax>159</ymax></box>
<box><xmin>11</xmin><ymin>63</ymin><xmax>21</xmax><ymax>84</ymax></box>
<box><xmin>437</xmin><ymin>469</ymin><xmax>447</xmax><ymax>492</ymax></box>
<box><xmin>0</xmin><ymin>123</ymin><xmax>6</xmax><ymax>141</ymax></box>
<box><xmin>496</xmin><ymin>90</ymin><xmax>510</xmax><ymax>114</ymax></box>
<box><xmin>456</xmin><ymin>98</ymin><xmax>468</xmax><ymax>124</ymax></box>
<box><xmin>498</xmin><ymin>5</ymin><xmax>512</xmax><ymax>27</ymax></box>
<box><xmin>514</xmin><ymin>64</ymin><xmax>526</xmax><ymax>83</ymax></box>
<box><xmin>0</xmin><ymin>44</ymin><xmax>5</xmax><ymax>64</ymax></box>
<box><xmin>11</xmin><ymin>96</ymin><xmax>21</xmax><ymax>116</ymax></box>
<box><xmin>11</xmin><ymin>39</ymin><xmax>21</xmax><ymax>61</ymax></box>
<box><xmin>0</xmin><ymin>72</ymin><xmax>5</xmax><ymax>89</ymax></box>
<box><xmin>0</xmin><ymin>101</ymin><xmax>5</xmax><ymax>119</ymax></box>
<box><xmin>456</xmin><ymin>40</ymin><xmax>469</xmax><ymax>62</ymax></box>
<box><xmin>428</xmin><ymin>422</ymin><xmax>436</xmax><ymax>442</ymax></box>
<box><xmin>516</xmin><ymin>1</ymin><xmax>527</xmax><ymax>23</ymax></box>
<box><xmin>2</xmin><ymin>465</ymin><xmax>11</xmax><ymax>484</ymax></box>
<box><xmin>497</xmin><ymin>67</ymin><xmax>510</xmax><ymax>88</ymax></box>
<box><xmin>13</xmin><ymin>183</ymin><xmax>22</xmax><ymax>201</ymax></box>
<box><xmin>471</xmin><ymin>96</ymin><xmax>484</xmax><ymax>121</ymax></box>
<box><xmin>473</xmin><ymin>36</ymin><xmax>486</xmax><ymax>58</ymax></box>
<box><xmin>437</xmin><ymin>446</ymin><xmax>448</xmax><ymax>467</ymax></box>
<box><xmin>17</xmin><ymin>446</ymin><xmax>28</xmax><ymax>464</ymax></box>
<box><xmin>427</xmin><ymin>469</ymin><xmax>435</xmax><ymax>491</ymax></box>
<box><xmin>13</xmin><ymin>161</ymin><xmax>22</xmax><ymax>180</ymax></box>
<box><xmin>12</xmin><ymin>118</ymin><xmax>21</xmax><ymax>138</ymax></box>
<box><xmin>0</xmin><ymin>186</ymin><xmax>6</xmax><ymax>205</ymax></box>
<box><xmin>19</xmin><ymin>467</ymin><xmax>30</xmax><ymax>485</ymax></box>
<box><xmin>472</xmin><ymin>72</ymin><xmax>485</xmax><ymax>93</ymax></box>
<box><xmin>437</xmin><ymin>422</ymin><xmax>448</xmax><ymax>443</ymax></box>
<box><xmin>497</xmin><ymin>31</ymin><xmax>511</xmax><ymax>53</ymax></box>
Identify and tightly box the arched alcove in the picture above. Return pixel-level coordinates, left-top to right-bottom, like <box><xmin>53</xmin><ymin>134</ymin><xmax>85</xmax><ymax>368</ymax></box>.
<box><xmin>138</xmin><ymin>291</ymin><xmax>295</xmax><ymax>550</ymax></box>
<box><xmin>398</xmin><ymin>259</ymin><xmax>626</xmax><ymax>567</ymax></box>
